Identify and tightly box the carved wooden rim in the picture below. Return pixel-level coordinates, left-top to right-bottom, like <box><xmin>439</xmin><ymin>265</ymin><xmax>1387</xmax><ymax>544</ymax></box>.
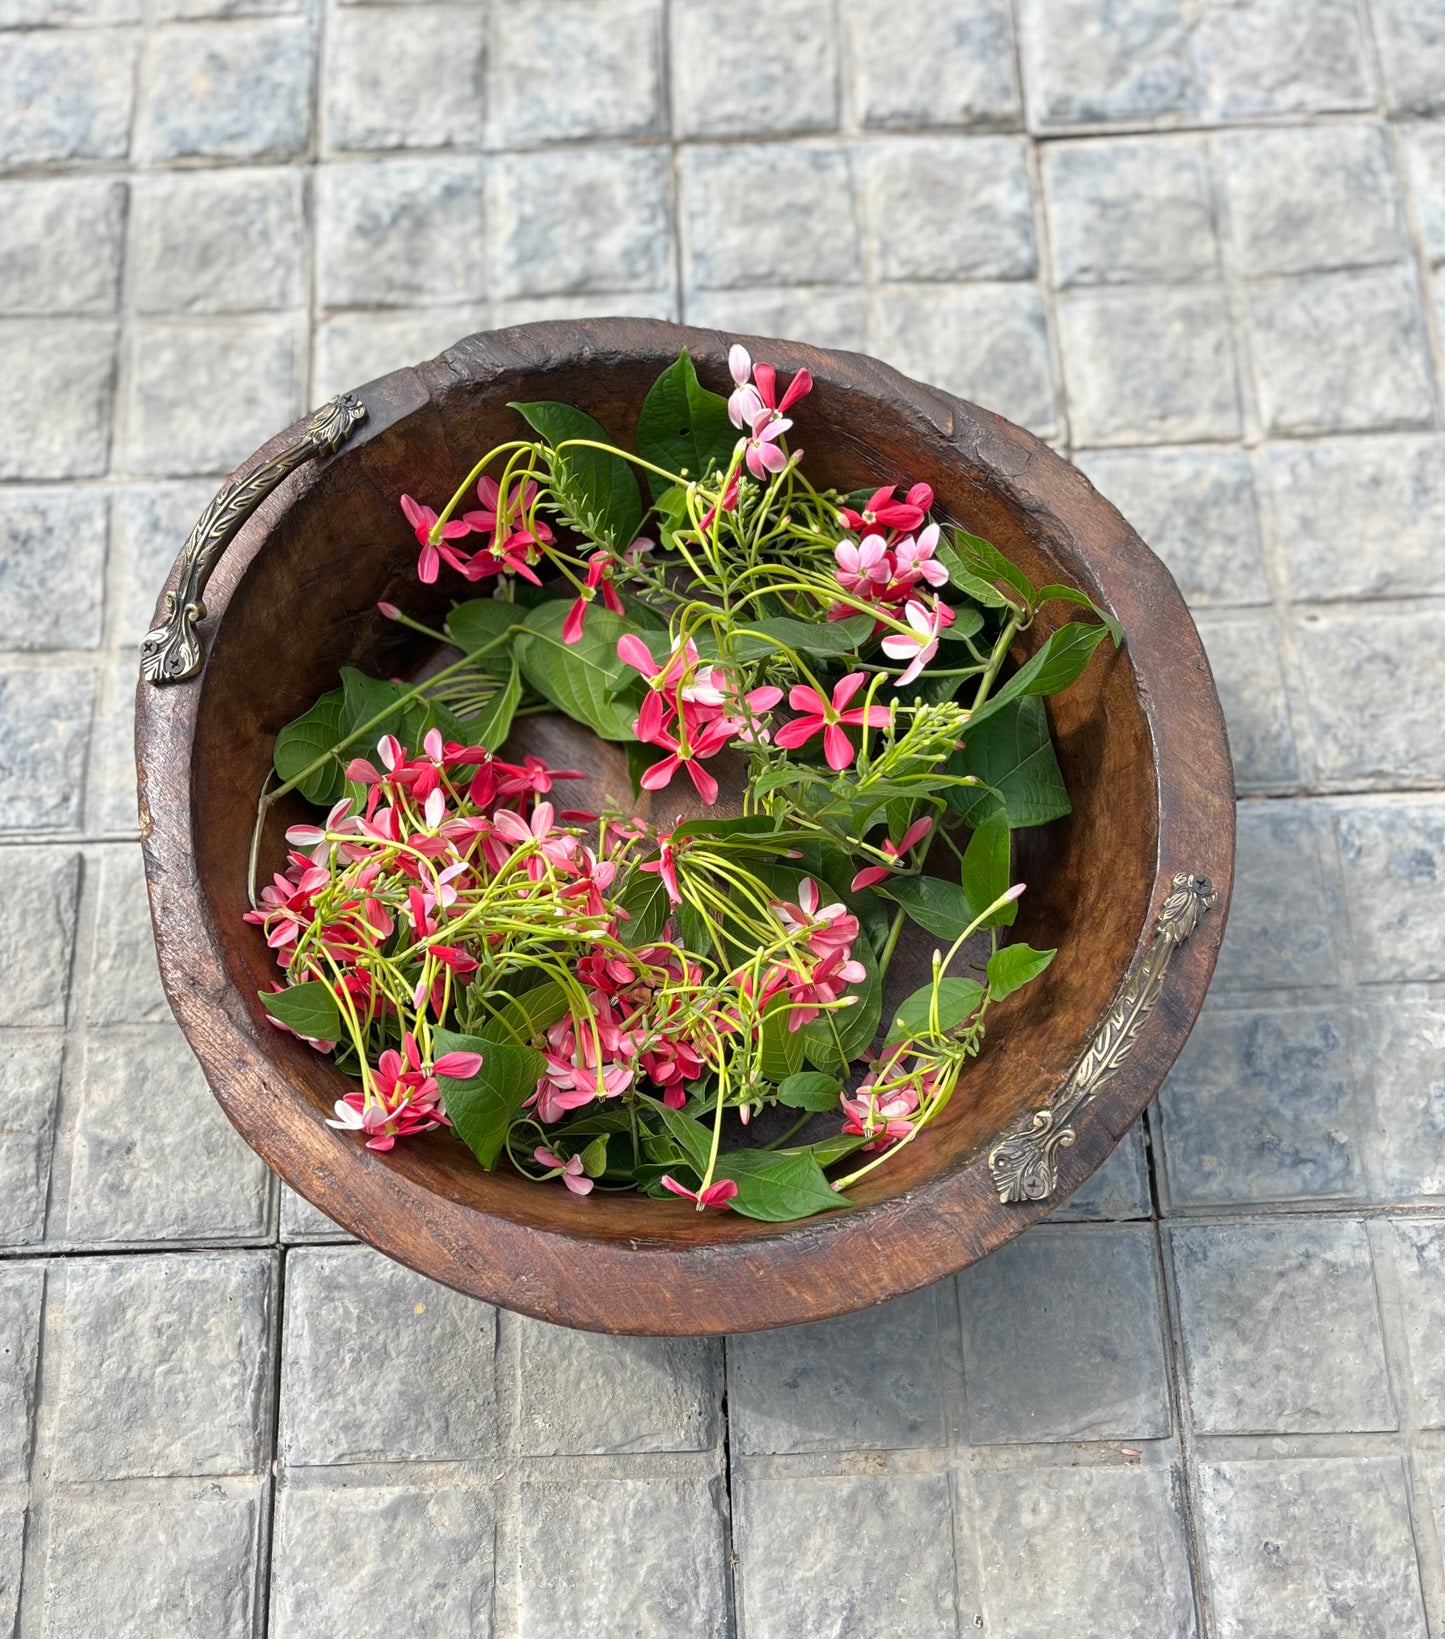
<box><xmin>135</xmin><ymin>319</ymin><xmax>1234</xmax><ymax>1334</ymax></box>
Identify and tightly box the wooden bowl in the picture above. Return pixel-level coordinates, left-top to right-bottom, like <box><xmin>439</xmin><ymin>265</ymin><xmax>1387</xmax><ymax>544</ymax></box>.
<box><xmin>135</xmin><ymin>319</ymin><xmax>1234</xmax><ymax>1335</ymax></box>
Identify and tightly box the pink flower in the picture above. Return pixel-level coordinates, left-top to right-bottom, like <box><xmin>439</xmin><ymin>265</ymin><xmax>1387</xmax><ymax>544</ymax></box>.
<box><xmin>494</xmin><ymin>754</ymin><xmax>585</xmax><ymax>803</ymax></box>
<box><xmin>561</xmin><ymin>551</ymin><xmax>626</xmax><ymax>645</ymax></box>
<box><xmin>851</xmin><ymin>815</ymin><xmax>934</xmax><ymax>890</ymax></box>
<box><xmin>699</xmin><ymin>471</ymin><xmax>739</xmax><ymax>532</ymax></box>
<box><xmin>661</xmin><ymin>1175</ymin><xmax>739</xmax><ymax>1211</ymax></box>
<box><xmin>840</xmin><ymin>1076</ymin><xmax>921</xmax><ymax>1150</ymax></box>
<box><xmin>326</xmin><ymin>1031</ymin><xmax>455</xmax><ymax>1151</ymax></box>
<box><xmin>640</xmin><ymin>830</ymin><xmax>683</xmax><ymax>904</ymax></box>
<box><xmin>772</xmin><ymin>878</ymin><xmax>860</xmax><ymax>958</ymax></box>
<box><xmin>881</xmin><ymin>598</ymin><xmax>954</xmax><ymax>686</ymax></box>
<box><xmin>772</xmin><ymin>672</ymin><xmax>891</xmax><ymax>771</ymax></box>
<box><xmin>493</xmin><ymin>801</ymin><xmax>578</xmax><ymax>877</ymax></box>
<box><xmin>840</xmin><ymin>482</ymin><xmax>933</xmax><ymax>535</ymax></box>
<box><xmin>834</xmin><ymin>534</ymin><xmax>893</xmax><ymax>598</ymax></box>
<box><xmin>638</xmin><ymin>715</ymin><xmax>737</xmax><ymax>807</ymax></box>
<box><xmin>777</xmin><ymin>947</ymin><xmax>867</xmax><ymax>1031</ymax></box>
<box><xmin>744</xmin><ymin>412</ymin><xmax>790</xmax><ymax>480</ymax></box>
<box><xmin>534</xmin><ymin>1146</ymin><xmax>594</xmax><ymax>1197</ymax></box>
<box><xmin>727</xmin><ymin>343</ymin><xmax>762</xmax><ymax>429</ymax></box>
<box><xmin>401</xmin><ymin>495</ymin><xmax>470</xmax><ymax>585</ymax></box>
<box><xmin>894</xmin><ymin>523</ymin><xmax>949</xmax><ymax>590</ymax></box>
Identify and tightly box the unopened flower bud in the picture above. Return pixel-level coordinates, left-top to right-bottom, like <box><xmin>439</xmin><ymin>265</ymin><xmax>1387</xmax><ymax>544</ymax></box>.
<box><xmin>377</xmin><ymin>601</ymin><xmax>401</xmax><ymax>620</ymax></box>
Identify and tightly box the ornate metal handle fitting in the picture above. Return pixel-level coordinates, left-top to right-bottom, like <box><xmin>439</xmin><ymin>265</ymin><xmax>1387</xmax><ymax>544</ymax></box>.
<box><xmin>988</xmin><ymin>872</ymin><xmax>1216</xmax><ymax>1204</ymax></box>
<box><xmin>141</xmin><ymin>393</ymin><xmax>368</xmax><ymax>686</ymax></box>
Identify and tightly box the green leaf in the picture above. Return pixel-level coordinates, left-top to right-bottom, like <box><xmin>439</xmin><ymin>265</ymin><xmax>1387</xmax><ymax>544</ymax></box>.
<box><xmin>954</xmin><ymin>530</ymin><xmax>1035</xmax><ymax>603</ymax></box>
<box><xmin>272</xmin><ymin>688</ymin><xmax>348</xmax><ymax>805</ymax></box>
<box><xmin>987</xmin><ymin>942</ymin><xmax>1057</xmax><ymax>1002</ymax></box>
<box><xmin>644</xmin><ymin>1096</ymin><xmax>715</xmax><ymax>1174</ymax></box>
<box><xmin>260</xmin><ymin>980</ymin><xmax>342</xmax><ymax>1042</ymax></box>
<box><xmin>935</xmin><ymin>538</ymin><xmax>1014</xmax><ymax>610</ymax></box>
<box><xmin>579</xmin><ymin>1133</ymin><xmax>610</xmax><ymax>1178</ymax></box>
<box><xmin>445</xmin><ymin>599</ymin><xmax>520</xmax><ymax>678</ymax></box>
<box><xmin>806</xmin><ymin>1132</ymin><xmax>868</xmax><ymax>1168</ymax></box>
<box><xmin>340</xmin><ymin>666</ymin><xmax>424</xmax><ymax>753</ymax></box>
<box><xmin>935</xmin><ymin>604</ymin><xmax>986</xmax><ymax>641</ymax></box>
<box><xmin>968</xmin><ymin>621</ymin><xmax>1113</xmax><ymax>733</ymax></box>
<box><xmin>481</xmin><ymin>979</ymin><xmax>570</xmax><ymax>1044</ymax></box>
<box><xmin>634</xmin><ymin>349</ymin><xmax>737</xmax><ymax>501</ymax></box>
<box><xmin>616</xmin><ymin>864</ymin><xmax>670</xmax><ymax>947</ymax></box>
<box><xmin>513</xmin><ymin>601</ymin><xmax>638</xmax><ymax>740</ymax></box>
<box><xmin>509</xmin><ymin>400</ymin><xmax>643</xmax><ymax>554</ymax></box>
<box><xmin>1034</xmin><ymin>584</ymin><xmax>1122</xmax><ymax>646</ymax></box>
<box><xmin>777</xmin><ymin>1071</ymin><xmax>843</xmax><ymax>1111</ymax></box>
<box><xmin>433</xmin><ymin>1028</ymin><xmax>544</xmax><ymax>1171</ymax></box>
<box><xmin>962</xmin><ymin>813</ymin><xmax>1016</xmax><ymax>927</ymax></box>
<box><xmin>759</xmin><ymin>991</ymin><xmax>805</xmax><ymax>1082</ymax></box>
<box><xmin>886</xmin><ymin>976</ymin><xmax>985</xmax><ymax>1045</ymax></box>
<box><xmin>469</xmin><ymin>655</ymin><xmax>521</xmax><ymax>752</ymax></box>
<box><xmin>729</xmin><ymin>612</ymin><xmax>877</xmax><ymax>662</ymax></box>
<box><xmin>947</xmin><ymin>696</ymin><xmax>1072</xmax><ymax>829</ymax></box>
<box><xmin>713</xmin><ymin>1149</ymin><xmax>848</xmax><ymax>1221</ymax></box>
<box><xmin>651</xmin><ymin>482</ymin><xmax>693</xmax><ymax>553</ymax></box>
<box><xmin>877</xmin><ymin>873</ymin><xmax>976</xmax><ymax>941</ymax></box>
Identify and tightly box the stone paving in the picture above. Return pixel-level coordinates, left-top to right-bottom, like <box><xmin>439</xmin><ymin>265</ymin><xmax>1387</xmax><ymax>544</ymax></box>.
<box><xmin>2</xmin><ymin>0</ymin><xmax>1444</xmax><ymax>1633</ymax></box>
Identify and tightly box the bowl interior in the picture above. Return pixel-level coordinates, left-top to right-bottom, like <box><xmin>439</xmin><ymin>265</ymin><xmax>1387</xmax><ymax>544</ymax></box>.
<box><xmin>186</xmin><ymin>338</ymin><xmax>1157</xmax><ymax>1245</ymax></box>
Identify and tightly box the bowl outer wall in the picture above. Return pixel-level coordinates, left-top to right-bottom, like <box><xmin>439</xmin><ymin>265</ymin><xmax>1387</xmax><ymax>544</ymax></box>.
<box><xmin>135</xmin><ymin>319</ymin><xmax>1234</xmax><ymax>1334</ymax></box>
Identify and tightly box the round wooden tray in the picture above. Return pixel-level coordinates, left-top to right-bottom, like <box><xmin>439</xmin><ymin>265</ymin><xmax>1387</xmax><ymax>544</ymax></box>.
<box><xmin>135</xmin><ymin>319</ymin><xmax>1234</xmax><ymax>1334</ymax></box>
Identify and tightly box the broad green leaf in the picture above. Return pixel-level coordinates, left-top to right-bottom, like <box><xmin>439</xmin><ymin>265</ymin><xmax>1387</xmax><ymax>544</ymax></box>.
<box><xmin>777</xmin><ymin>1071</ymin><xmax>843</xmax><ymax>1111</ymax></box>
<box><xmin>340</xmin><ymin>666</ymin><xmax>424</xmax><ymax>753</ymax></box>
<box><xmin>469</xmin><ymin>655</ymin><xmax>521</xmax><ymax>752</ymax></box>
<box><xmin>729</xmin><ymin>612</ymin><xmax>877</xmax><ymax>662</ymax></box>
<box><xmin>643</xmin><ymin>1096</ymin><xmax>715</xmax><ymax>1174</ymax></box>
<box><xmin>273</xmin><ymin>687</ymin><xmax>348</xmax><ymax>805</ymax></box>
<box><xmin>877</xmin><ymin>873</ymin><xmax>975</xmax><ymax>941</ymax></box>
<box><xmin>579</xmin><ymin>1133</ymin><xmax>610</xmax><ymax>1178</ymax></box>
<box><xmin>935</xmin><ymin>604</ymin><xmax>986</xmax><ymax>641</ymax></box>
<box><xmin>947</xmin><ymin>696</ymin><xmax>1072</xmax><ymax>829</ymax></box>
<box><xmin>987</xmin><ymin>942</ymin><xmax>1057</xmax><ymax>1001</ymax></box>
<box><xmin>433</xmin><ymin>1028</ymin><xmax>544</xmax><ymax>1170</ymax></box>
<box><xmin>713</xmin><ymin>1149</ymin><xmax>848</xmax><ymax>1221</ymax></box>
<box><xmin>967</xmin><ymin>621</ymin><xmax>1113</xmax><ymax>733</ymax></box>
<box><xmin>954</xmin><ymin>529</ymin><xmax>1035</xmax><ymax>603</ymax></box>
<box><xmin>513</xmin><ymin>601</ymin><xmax>638</xmax><ymax>740</ymax></box>
<box><xmin>886</xmin><ymin>976</ymin><xmax>985</xmax><ymax>1045</ymax></box>
<box><xmin>445</xmin><ymin>599</ymin><xmax>520</xmax><ymax>678</ymax></box>
<box><xmin>759</xmin><ymin>991</ymin><xmax>805</xmax><ymax>1082</ymax></box>
<box><xmin>481</xmin><ymin>979</ymin><xmax>570</xmax><ymax>1044</ymax></box>
<box><xmin>934</xmin><ymin>538</ymin><xmax>1013</xmax><ymax>609</ymax></box>
<box><xmin>509</xmin><ymin>400</ymin><xmax>643</xmax><ymax>554</ymax></box>
<box><xmin>651</xmin><ymin>482</ymin><xmax>693</xmax><ymax>553</ymax></box>
<box><xmin>806</xmin><ymin>1132</ymin><xmax>868</xmax><ymax>1168</ymax></box>
<box><xmin>1034</xmin><ymin>584</ymin><xmax>1122</xmax><ymax>646</ymax></box>
<box><xmin>616</xmin><ymin>864</ymin><xmax>671</xmax><ymax>947</ymax></box>
<box><xmin>260</xmin><ymin>980</ymin><xmax>342</xmax><ymax>1042</ymax></box>
<box><xmin>634</xmin><ymin>349</ymin><xmax>737</xmax><ymax>501</ymax></box>
<box><xmin>961</xmin><ymin>813</ymin><xmax>1015</xmax><ymax>927</ymax></box>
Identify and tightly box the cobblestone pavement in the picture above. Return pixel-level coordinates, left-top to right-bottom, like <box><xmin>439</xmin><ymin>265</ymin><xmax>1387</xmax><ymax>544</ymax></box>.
<box><xmin>3</xmin><ymin>0</ymin><xmax>1445</xmax><ymax>1633</ymax></box>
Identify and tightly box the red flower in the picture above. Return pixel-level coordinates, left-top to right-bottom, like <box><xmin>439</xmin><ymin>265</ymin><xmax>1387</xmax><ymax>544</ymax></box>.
<box><xmin>561</xmin><ymin>551</ymin><xmax>626</xmax><ymax>645</ymax></box>
<box><xmin>638</xmin><ymin>716</ymin><xmax>736</xmax><ymax>807</ymax></box>
<box><xmin>400</xmin><ymin>495</ymin><xmax>470</xmax><ymax>585</ymax></box>
<box><xmin>772</xmin><ymin>673</ymin><xmax>891</xmax><ymax>771</ymax></box>
<box><xmin>839</xmin><ymin>482</ymin><xmax>933</xmax><ymax>535</ymax></box>
<box><xmin>851</xmin><ymin>816</ymin><xmax>934</xmax><ymax>891</ymax></box>
<box><xmin>661</xmin><ymin>1175</ymin><xmax>739</xmax><ymax>1211</ymax></box>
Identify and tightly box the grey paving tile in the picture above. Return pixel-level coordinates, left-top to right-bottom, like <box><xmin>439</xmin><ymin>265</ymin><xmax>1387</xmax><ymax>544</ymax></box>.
<box><xmin>110</xmin><ymin>480</ymin><xmax>217</xmax><ymax>647</ymax></box>
<box><xmin>490</xmin><ymin>147</ymin><xmax>672</xmax><ymax>300</ymax></box>
<box><xmin>270</xmin><ymin>1477</ymin><xmax>495</xmax><ymax>1638</ymax></box>
<box><xmin>683</xmin><ymin>286</ymin><xmax>869</xmax><ymax>354</ymax></box>
<box><xmin>1371</xmin><ymin>0</ymin><xmax>1445</xmax><ymax>115</ymax></box>
<box><xmin>1334</xmin><ymin>798</ymin><xmax>1445</xmax><ymax>983</ymax></box>
<box><xmin>280</xmin><ymin>1245</ymin><xmax>497</xmax><ymax>1465</ymax></box>
<box><xmin>974</xmin><ymin>1463</ymin><xmax>1196</xmax><ymax>1639</ymax></box>
<box><xmin>130</xmin><ymin>169</ymin><xmax>306</xmax><ymax>316</ymax></box>
<box><xmin>0</xmin><ymin>180</ymin><xmax>125</xmax><ymax>318</ymax></box>
<box><xmin>1018</xmin><ymin>0</ymin><xmax>1200</xmax><ymax>129</ymax></box>
<box><xmin>871</xmin><ymin>282</ymin><xmax>1059</xmax><ymax>438</ymax></box>
<box><xmin>1195</xmin><ymin>1457</ymin><xmax>1426</xmax><ymax>1639</ymax></box>
<box><xmin>727</xmin><ymin>1283</ymin><xmax>948</xmax><ymax>1454</ymax></box>
<box><xmin>514</xmin><ymin>1472</ymin><xmax>729</xmax><ymax>1639</ymax></box>
<box><xmin>121</xmin><ymin>317</ymin><xmax>304</xmax><ymax>477</ymax></box>
<box><xmin>679</xmin><ymin>144</ymin><xmax>860</xmax><ymax>290</ymax></box>
<box><xmin>0</xmin><ymin>1264</ymin><xmax>43</xmax><ymax>1483</ymax></box>
<box><xmin>1355</xmin><ymin>1000</ymin><xmax>1445</xmax><ymax>1198</ymax></box>
<box><xmin>671</xmin><ymin>0</ymin><xmax>837</xmax><ymax>139</ymax></box>
<box><xmin>324</xmin><ymin>4</ymin><xmax>486</xmax><ymax>153</ymax></box>
<box><xmin>1209</xmin><ymin>800</ymin><xmax>1342</xmax><ymax>993</ymax></box>
<box><xmin>87</xmin><ymin>844</ymin><xmax>170</xmax><ymax>1026</ymax></box>
<box><xmin>152</xmin><ymin>0</ymin><xmax>303</xmax><ymax>15</ymax></box>
<box><xmin>46</xmin><ymin>1252</ymin><xmax>275</xmax><ymax>1480</ymax></box>
<box><xmin>1260</xmin><ymin>433</ymin><xmax>1445</xmax><ymax>601</ymax></box>
<box><xmin>0</xmin><ymin>320</ymin><xmax>116</xmax><ymax>481</ymax></box>
<box><xmin>1056</xmin><ymin>285</ymin><xmax>1241</xmax><ymax>446</ymax></box>
<box><xmin>0</xmin><ymin>489</ymin><xmax>107</xmax><ymax>651</ymax></box>
<box><xmin>0</xmin><ymin>1499</ymin><xmax>20</xmax><ymax>1639</ymax></box>
<box><xmin>958</xmin><ymin>1224</ymin><xmax>1171</xmax><ymax>1443</ymax></box>
<box><xmin>1170</xmin><ymin>1220</ymin><xmax>1394</xmax><ymax>1435</ymax></box>
<box><xmin>1295</xmin><ymin>608</ymin><xmax>1445</xmax><ymax>785</ymax></box>
<box><xmin>0</xmin><ymin>1032</ymin><xmax>65</xmax><ymax>1245</ymax></box>
<box><xmin>1076</xmin><ymin>445</ymin><xmax>1268</xmax><ymax>608</ymax></box>
<box><xmin>1194</xmin><ymin>611</ymin><xmax>1301</xmax><ymax>790</ymax></box>
<box><xmin>0</xmin><ymin>30</ymin><xmax>138</xmax><ymax>165</ymax></box>
<box><xmin>82</xmin><ymin>651</ymin><xmax>142</xmax><ymax>836</ymax></box>
<box><xmin>1379</xmin><ymin>1219</ymin><xmax>1445</xmax><ymax>1426</ymax></box>
<box><xmin>843</xmin><ymin>0</ymin><xmax>1020</xmax><ymax>131</ymax></box>
<box><xmin>313</xmin><ymin>307</ymin><xmax>485</xmax><ymax>400</ymax></box>
<box><xmin>0</xmin><ymin>665</ymin><xmax>96</xmax><ymax>831</ymax></box>
<box><xmin>1</xmin><ymin>0</ymin><xmax>139</xmax><ymax>21</ymax></box>
<box><xmin>1190</xmin><ymin>0</ymin><xmax>1376</xmax><ymax>121</ymax></box>
<box><xmin>278</xmin><ymin>1183</ymin><xmax>353</xmax><ymax>1242</ymax></box>
<box><xmin>859</xmin><ymin>136</ymin><xmax>1035</xmax><ymax>283</ymax></box>
<box><xmin>136</xmin><ymin>18</ymin><xmax>315</xmax><ymax>162</ymax></box>
<box><xmin>1043</xmin><ymin>136</ymin><xmax>1218</xmax><ymax>287</ymax></box>
<box><xmin>734</xmin><ymin>1471</ymin><xmax>958</xmax><ymax>1639</ymax></box>
<box><xmin>1401</xmin><ymin>125</ymin><xmax>1445</xmax><ymax>265</ymax></box>
<box><xmin>60</xmin><ymin>1024</ymin><xmax>272</xmax><ymax>1244</ymax></box>
<box><xmin>317</xmin><ymin>158</ymin><xmax>487</xmax><ymax>308</ymax></box>
<box><xmin>1245</xmin><ymin>266</ymin><xmax>1435</xmax><ymax>436</ymax></box>
<box><xmin>37</xmin><ymin>1476</ymin><xmax>265</xmax><ymax>1639</ymax></box>
<box><xmin>1049</xmin><ymin>1118</ymin><xmax>1152</xmax><ymax>1220</ymax></box>
<box><xmin>490</xmin><ymin>288</ymin><xmax>679</xmax><ymax>327</ymax></box>
<box><xmin>489</xmin><ymin>0</ymin><xmax>664</xmax><ymax>146</ymax></box>
<box><xmin>1158</xmin><ymin>1006</ymin><xmax>1364</xmax><ymax>1209</ymax></box>
<box><xmin>1217</xmin><ymin>123</ymin><xmax>1404</xmax><ymax>278</ymax></box>
<box><xmin>508</xmin><ymin>1316</ymin><xmax>721</xmax><ymax>1454</ymax></box>
<box><xmin>0</xmin><ymin>851</ymin><xmax>80</xmax><ymax>1026</ymax></box>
